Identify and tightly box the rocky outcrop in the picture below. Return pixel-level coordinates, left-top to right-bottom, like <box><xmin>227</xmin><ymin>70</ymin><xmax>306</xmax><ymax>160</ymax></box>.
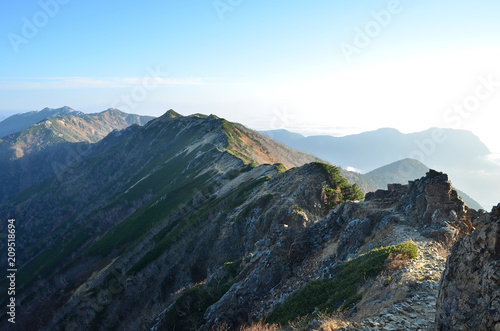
<box><xmin>396</xmin><ymin>170</ymin><xmax>476</xmax><ymax>246</ymax></box>
<box><xmin>435</xmin><ymin>204</ymin><xmax>500</xmax><ymax>330</ymax></box>
<box><xmin>365</xmin><ymin>170</ymin><xmax>478</xmax><ymax>246</ymax></box>
<box><xmin>365</xmin><ymin>183</ymin><xmax>407</xmax><ymax>208</ymax></box>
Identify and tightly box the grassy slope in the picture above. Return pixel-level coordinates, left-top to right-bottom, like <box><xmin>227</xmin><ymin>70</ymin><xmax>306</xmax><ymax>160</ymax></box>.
<box><xmin>266</xmin><ymin>242</ymin><xmax>417</xmax><ymax>325</ymax></box>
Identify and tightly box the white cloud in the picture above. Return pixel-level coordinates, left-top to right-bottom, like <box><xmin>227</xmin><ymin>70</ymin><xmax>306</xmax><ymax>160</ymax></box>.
<box><xmin>345</xmin><ymin>166</ymin><xmax>364</xmax><ymax>173</ymax></box>
<box><xmin>486</xmin><ymin>154</ymin><xmax>500</xmax><ymax>166</ymax></box>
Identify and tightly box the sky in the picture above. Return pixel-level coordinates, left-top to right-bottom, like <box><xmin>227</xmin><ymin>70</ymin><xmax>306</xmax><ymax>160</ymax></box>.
<box><xmin>1</xmin><ymin>0</ymin><xmax>500</xmax><ymax>154</ymax></box>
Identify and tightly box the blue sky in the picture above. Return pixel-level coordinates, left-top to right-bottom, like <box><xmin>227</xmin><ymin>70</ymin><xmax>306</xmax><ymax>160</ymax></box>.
<box><xmin>1</xmin><ymin>0</ymin><xmax>500</xmax><ymax>153</ymax></box>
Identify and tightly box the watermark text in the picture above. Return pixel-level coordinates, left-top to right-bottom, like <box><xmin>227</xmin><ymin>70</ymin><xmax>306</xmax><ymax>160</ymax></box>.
<box><xmin>6</xmin><ymin>219</ymin><xmax>16</xmax><ymax>324</ymax></box>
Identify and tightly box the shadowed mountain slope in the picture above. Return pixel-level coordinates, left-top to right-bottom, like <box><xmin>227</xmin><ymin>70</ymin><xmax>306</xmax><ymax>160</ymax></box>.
<box><xmin>0</xmin><ymin>111</ymin><xmax>324</xmax><ymax>330</ymax></box>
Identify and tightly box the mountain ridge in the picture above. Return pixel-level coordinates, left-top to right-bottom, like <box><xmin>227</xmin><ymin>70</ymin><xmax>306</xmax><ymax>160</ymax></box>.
<box><xmin>0</xmin><ymin>110</ymin><xmax>493</xmax><ymax>330</ymax></box>
<box><xmin>0</xmin><ymin>108</ymin><xmax>155</xmax><ymax>202</ymax></box>
<box><xmin>339</xmin><ymin>158</ymin><xmax>483</xmax><ymax>210</ymax></box>
<box><xmin>0</xmin><ymin>106</ymin><xmax>81</xmax><ymax>138</ymax></box>
<box><xmin>0</xmin><ymin>110</ymin><xmax>327</xmax><ymax>330</ymax></box>
<box><xmin>0</xmin><ymin>106</ymin><xmax>155</xmax><ymax>139</ymax></box>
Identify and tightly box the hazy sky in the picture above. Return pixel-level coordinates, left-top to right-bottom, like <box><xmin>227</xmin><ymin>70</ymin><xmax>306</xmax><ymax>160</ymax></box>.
<box><xmin>1</xmin><ymin>1</ymin><xmax>500</xmax><ymax>153</ymax></box>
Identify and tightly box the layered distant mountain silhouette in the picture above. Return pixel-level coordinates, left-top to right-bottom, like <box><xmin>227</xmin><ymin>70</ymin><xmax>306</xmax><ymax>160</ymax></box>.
<box><xmin>262</xmin><ymin>128</ymin><xmax>499</xmax><ymax>209</ymax></box>
<box><xmin>262</xmin><ymin>128</ymin><xmax>490</xmax><ymax>172</ymax></box>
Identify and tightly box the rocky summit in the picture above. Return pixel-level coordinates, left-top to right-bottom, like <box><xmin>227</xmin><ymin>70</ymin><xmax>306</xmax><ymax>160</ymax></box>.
<box><xmin>0</xmin><ymin>111</ymin><xmax>497</xmax><ymax>331</ymax></box>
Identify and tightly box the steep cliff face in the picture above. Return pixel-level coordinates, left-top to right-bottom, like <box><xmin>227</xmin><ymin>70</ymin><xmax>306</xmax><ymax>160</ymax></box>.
<box><xmin>436</xmin><ymin>204</ymin><xmax>500</xmax><ymax>330</ymax></box>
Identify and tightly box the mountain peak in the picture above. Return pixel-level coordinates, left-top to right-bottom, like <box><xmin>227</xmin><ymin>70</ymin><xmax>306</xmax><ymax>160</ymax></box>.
<box><xmin>367</xmin><ymin>158</ymin><xmax>429</xmax><ymax>176</ymax></box>
<box><xmin>189</xmin><ymin>113</ymin><xmax>209</xmax><ymax>119</ymax></box>
<box><xmin>358</xmin><ymin>127</ymin><xmax>402</xmax><ymax>138</ymax></box>
<box><xmin>165</xmin><ymin>109</ymin><xmax>183</xmax><ymax>118</ymax></box>
<box><xmin>40</xmin><ymin>106</ymin><xmax>75</xmax><ymax>113</ymax></box>
<box><xmin>375</xmin><ymin>127</ymin><xmax>401</xmax><ymax>133</ymax></box>
<box><xmin>0</xmin><ymin>106</ymin><xmax>81</xmax><ymax>138</ymax></box>
<box><xmin>102</xmin><ymin>108</ymin><xmax>123</xmax><ymax>114</ymax></box>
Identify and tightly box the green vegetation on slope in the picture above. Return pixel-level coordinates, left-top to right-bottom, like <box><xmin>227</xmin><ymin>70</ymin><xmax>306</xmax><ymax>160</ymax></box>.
<box><xmin>161</xmin><ymin>259</ymin><xmax>242</xmax><ymax>330</ymax></box>
<box><xmin>275</xmin><ymin>163</ymin><xmax>287</xmax><ymax>174</ymax></box>
<box><xmin>0</xmin><ymin>224</ymin><xmax>91</xmax><ymax>300</ymax></box>
<box><xmin>88</xmin><ymin>130</ymin><xmax>219</xmax><ymax>257</ymax></box>
<box><xmin>314</xmin><ymin>162</ymin><xmax>365</xmax><ymax>208</ymax></box>
<box><xmin>127</xmin><ymin>177</ymin><xmax>268</xmax><ymax>275</ymax></box>
<box><xmin>266</xmin><ymin>241</ymin><xmax>417</xmax><ymax>325</ymax></box>
<box><xmin>88</xmin><ymin>173</ymin><xmax>211</xmax><ymax>257</ymax></box>
<box><xmin>221</xmin><ymin>119</ymin><xmax>258</xmax><ymax>165</ymax></box>
<box><xmin>221</xmin><ymin>119</ymin><xmax>243</xmax><ymax>146</ymax></box>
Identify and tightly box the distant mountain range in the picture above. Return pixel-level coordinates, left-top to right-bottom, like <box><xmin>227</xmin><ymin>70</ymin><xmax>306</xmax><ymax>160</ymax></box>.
<box><xmin>0</xmin><ymin>106</ymin><xmax>154</xmax><ymax>139</ymax></box>
<box><xmin>262</xmin><ymin>128</ymin><xmax>498</xmax><ymax>209</ymax></box>
<box><xmin>261</xmin><ymin>128</ymin><xmax>490</xmax><ymax>172</ymax></box>
<box><xmin>0</xmin><ymin>106</ymin><xmax>81</xmax><ymax>138</ymax></box>
<box><xmin>0</xmin><ymin>107</ymin><xmax>154</xmax><ymax>201</ymax></box>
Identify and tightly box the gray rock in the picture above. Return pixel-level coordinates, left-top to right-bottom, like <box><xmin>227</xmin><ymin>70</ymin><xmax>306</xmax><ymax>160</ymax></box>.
<box><xmin>382</xmin><ymin>323</ymin><xmax>398</xmax><ymax>331</ymax></box>
<box><xmin>436</xmin><ymin>204</ymin><xmax>500</xmax><ymax>330</ymax></box>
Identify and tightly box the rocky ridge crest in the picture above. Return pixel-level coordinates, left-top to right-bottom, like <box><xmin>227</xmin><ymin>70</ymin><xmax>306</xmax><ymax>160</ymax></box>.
<box><xmin>194</xmin><ymin>170</ymin><xmax>478</xmax><ymax>329</ymax></box>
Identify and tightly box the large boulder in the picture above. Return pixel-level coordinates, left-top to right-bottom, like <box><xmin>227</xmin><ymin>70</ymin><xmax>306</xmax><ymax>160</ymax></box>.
<box><xmin>435</xmin><ymin>204</ymin><xmax>500</xmax><ymax>330</ymax></box>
